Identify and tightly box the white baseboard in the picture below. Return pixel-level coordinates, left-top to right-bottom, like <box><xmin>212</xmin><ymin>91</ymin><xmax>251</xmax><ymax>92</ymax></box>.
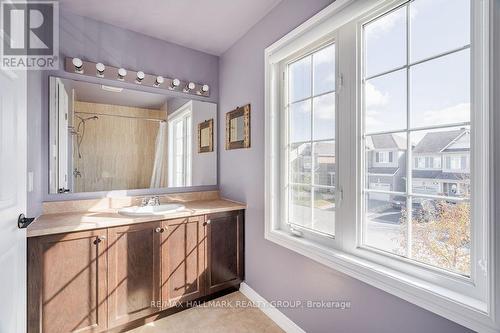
<box><xmin>239</xmin><ymin>282</ymin><xmax>306</xmax><ymax>333</ymax></box>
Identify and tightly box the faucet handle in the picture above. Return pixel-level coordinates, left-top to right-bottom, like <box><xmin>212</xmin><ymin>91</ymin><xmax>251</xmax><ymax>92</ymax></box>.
<box><xmin>141</xmin><ymin>197</ymin><xmax>148</xmax><ymax>206</ymax></box>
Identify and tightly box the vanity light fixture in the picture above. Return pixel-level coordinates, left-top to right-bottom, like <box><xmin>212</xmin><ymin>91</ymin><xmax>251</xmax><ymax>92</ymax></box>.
<box><xmin>65</xmin><ymin>57</ymin><xmax>210</xmax><ymax>98</ymax></box>
<box><xmin>72</xmin><ymin>58</ymin><xmax>84</xmax><ymax>73</ymax></box>
<box><xmin>154</xmin><ymin>76</ymin><xmax>164</xmax><ymax>87</ymax></box>
<box><xmin>184</xmin><ymin>82</ymin><xmax>196</xmax><ymax>92</ymax></box>
<box><xmin>136</xmin><ymin>71</ymin><xmax>145</xmax><ymax>84</ymax></box>
<box><xmin>170</xmin><ymin>78</ymin><xmax>180</xmax><ymax>89</ymax></box>
<box><xmin>96</xmin><ymin>63</ymin><xmax>105</xmax><ymax>77</ymax></box>
<box><xmin>118</xmin><ymin>68</ymin><xmax>127</xmax><ymax>81</ymax></box>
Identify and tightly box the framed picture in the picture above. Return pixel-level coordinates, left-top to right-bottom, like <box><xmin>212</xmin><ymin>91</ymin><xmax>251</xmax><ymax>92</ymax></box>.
<box><xmin>225</xmin><ymin>104</ymin><xmax>250</xmax><ymax>150</ymax></box>
<box><xmin>198</xmin><ymin>119</ymin><xmax>214</xmax><ymax>153</ymax></box>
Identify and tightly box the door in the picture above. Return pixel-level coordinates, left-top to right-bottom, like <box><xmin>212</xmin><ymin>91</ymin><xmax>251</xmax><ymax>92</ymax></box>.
<box><xmin>161</xmin><ymin>216</ymin><xmax>206</xmax><ymax>307</ymax></box>
<box><xmin>27</xmin><ymin>230</ymin><xmax>108</xmax><ymax>332</ymax></box>
<box><xmin>0</xmin><ymin>67</ymin><xmax>27</xmax><ymax>332</ymax></box>
<box><xmin>107</xmin><ymin>222</ymin><xmax>162</xmax><ymax>328</ymax></box>
<box><xmin>206</xmin><ymin>211</ymin><xmax>244</xmax><ymax>294</ymax></box>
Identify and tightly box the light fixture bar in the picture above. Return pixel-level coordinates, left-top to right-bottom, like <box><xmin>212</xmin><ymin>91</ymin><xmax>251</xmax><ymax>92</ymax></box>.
<box><xmin>65</xmin><ymin>57</ymin><xmax>210</xmax><ymax>98</ymax></box>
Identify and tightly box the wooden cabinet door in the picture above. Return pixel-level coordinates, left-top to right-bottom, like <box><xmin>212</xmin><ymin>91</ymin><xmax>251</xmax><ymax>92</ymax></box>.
<box><xmin>161</xmin><ymin>216</ymin><xmax>206</xmax><ymax>307</ymax></box>
<box><xmin>27</xmin><ymin>230</ymin><xmax>108</xmax><ymax>333</ymax></box>
<box><xmin>107</xmin><ymin>222</ymin><xmax>162</xmax><ymax>328</ymax></box>
<box><xmin>206</xmin><ymin>210</ymin><xmax>244</xmax><ymax>294</ymax></box>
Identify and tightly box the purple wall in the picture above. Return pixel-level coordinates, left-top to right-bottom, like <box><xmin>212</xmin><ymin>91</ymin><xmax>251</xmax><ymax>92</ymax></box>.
<box><xmin>218</xmin><ymin>0</ymin><xmax>472</xmax><ymax>332</ymax></box>
<box><xmin>27</xmin><ymin>11</ymin><xmax>219</xmax><ymax>216</ymax></box>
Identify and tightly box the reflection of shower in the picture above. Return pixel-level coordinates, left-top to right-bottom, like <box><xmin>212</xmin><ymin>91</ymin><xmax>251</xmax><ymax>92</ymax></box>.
<box><xmin>72</xmin><ymin>115</ymin><xmax>99</xmax><ymax>159</ymax></box>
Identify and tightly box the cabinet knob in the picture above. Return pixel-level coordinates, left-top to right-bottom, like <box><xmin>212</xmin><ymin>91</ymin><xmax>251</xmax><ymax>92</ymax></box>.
<box><xmin>94</xmin><ymin>235</ymin><xmax>106</xmax><ymax>244</ymax></box>
<box><xmin>204</xmin><ymin>220</ymin><xmax>211</xmax><ymax>226</ymax></box>
<box><xmin>155</xmin><ymin>227</ymin><xmax>165</xmax><ymax>233</ymax></box>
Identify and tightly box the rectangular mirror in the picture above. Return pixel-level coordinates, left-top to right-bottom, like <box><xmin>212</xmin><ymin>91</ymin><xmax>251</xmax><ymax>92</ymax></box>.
<box><xmin>49</xmin><ymin>76</ymin><xmax>217</xmax><ymax>194</ymax></box>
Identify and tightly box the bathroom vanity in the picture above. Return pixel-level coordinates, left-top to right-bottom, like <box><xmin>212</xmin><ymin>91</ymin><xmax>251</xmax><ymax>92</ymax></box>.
<box><xmin>27</xmin><ymin>192</ymin><xmax>245</xmax><ymax>332</ymax></box>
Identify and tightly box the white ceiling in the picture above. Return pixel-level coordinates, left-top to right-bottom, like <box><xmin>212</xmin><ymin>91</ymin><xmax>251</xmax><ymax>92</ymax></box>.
<box><xmin>59</xmin><ymin>0</ymin><xmax>283</xmax><ymax>55</ymax></box>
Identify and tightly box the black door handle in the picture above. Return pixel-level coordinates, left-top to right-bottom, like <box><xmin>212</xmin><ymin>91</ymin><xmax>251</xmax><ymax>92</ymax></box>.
<box><xmin>18</xmin><ymin>214</ymin><xmax>35</xmax><ymax>229</ymax></box>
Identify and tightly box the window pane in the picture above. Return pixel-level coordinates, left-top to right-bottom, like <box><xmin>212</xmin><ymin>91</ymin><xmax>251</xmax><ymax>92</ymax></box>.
<box><xmin>313</xmin><ymin>187</ymin><xmax>335</xmax><ymax>235</ymax></box>
<box><xmin>410</xmin><ymin>197</ymin><xmax>471</xmax><ymax>276</ymax></box>
<box><xmin>290</xmin><ymin>100</ymin><xmax>311</xmax><ymax>143</ymax></box>
<box><xmin>365</xmin><ymin>133</ymin><xmax>407</xmax><ymax>193</ymax></box>
<box><xmin>313</xmin><ymin>141</ymin><xmax>335</xmax><ymax>186</ymax></box>
<box><xmin>289</xmin><ymin>56</ymin><xmax>311</xmax><ymax>102</ymax></box>
<box><xmin>313</xmin><ymin>44</ymin><xmax>335</xmax><ymax>95</ymax></box>
<box><xmin>410</xmin><ymin>49</ymin><xmax>470</xmax><ymax>128</ymax></box>
<box><xmin>364</xmin><ymin>6</ymin><xmax>406</xmax><ymax>78</ymax></box>
<box><xmin>410</xmin><ymin>0</ymin><xmax>470</xmax><ymax>63</ymax></box>
<box><xmin>364</xmin><ymin>194</ymin><xmax>407</xmax><ymax>256</ymax></box>
<box><xmin>289</xmin><ymin>185</ymin><xmax>312</xmax><ymax>228</ymax></box>
<box><xmin>411</xmin><ymin>127</ymin><xmax>470</xmax><ymax>198</ymax></box>
<box><xmin>313</xmin><ymin>92</ymin><xmax>335</xmax><ymax>141</ymax></box>
<box><xmin>365</xmin><ymin>69</ymin><xmax>407</xmax><ymax>133</ymax></box>
<box><xmin>290</xmin><ymin>142</ymin><xmax>312</xmax><ymax>184</ymax></box>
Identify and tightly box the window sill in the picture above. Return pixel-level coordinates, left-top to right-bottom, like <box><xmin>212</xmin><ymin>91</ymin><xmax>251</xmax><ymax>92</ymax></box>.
<box><xmin>264</xmin><ymin>228</ymin><xmax>498</xmax><ymax>333</ymax></box>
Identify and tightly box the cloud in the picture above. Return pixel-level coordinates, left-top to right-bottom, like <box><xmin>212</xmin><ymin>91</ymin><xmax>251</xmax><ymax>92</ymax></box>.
<box><xmin>365</xmin><ymin>7</ymin><xmax>405</xmax><ymax>40</ymax></box>
<box><xmin>365</xmin><ymin>81</ymin><xmax>389</xmax><ymax>108</ymax></box>
<box><xmin>313</xmin><ymin>94</ymin><xmax>335</xmax><ymax>119</ymax></box>
<box><xmin>420</xmin><ymin>103</ymin><xmax>470</xmax><ymax>126</ymax></box>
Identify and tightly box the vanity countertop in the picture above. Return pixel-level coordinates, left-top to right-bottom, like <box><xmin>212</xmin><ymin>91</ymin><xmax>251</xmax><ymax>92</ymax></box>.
<box><xmin>27</xmin><ymin>198</ymin><xmax>246</xmax><ymax>237</ymax></box>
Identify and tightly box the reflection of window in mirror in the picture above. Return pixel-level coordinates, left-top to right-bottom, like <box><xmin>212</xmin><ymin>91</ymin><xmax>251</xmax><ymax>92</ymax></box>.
<box><xmin>225</xmin><ymin>104</ymin><xmax>250</xmax><ymax>150</ymax></box>
<box><xmin>168</xmin><ymin>102</ymin><xmax>192</xmax><ymax>187</ymax></box>
<box><xmin>198</xmin><ymin>119</ymin><xmax>213</xmax><ymax>153</ymax></box>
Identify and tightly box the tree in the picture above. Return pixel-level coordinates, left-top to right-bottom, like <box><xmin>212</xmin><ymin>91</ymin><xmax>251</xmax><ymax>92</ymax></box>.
<box><xmin>396</xmin><ymin>201</ymin><xmax>470</xmax><ymax>275</ymax></box>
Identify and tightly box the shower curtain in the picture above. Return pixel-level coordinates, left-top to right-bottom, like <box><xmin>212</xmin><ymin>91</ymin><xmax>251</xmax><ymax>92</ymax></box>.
<box><xmin>150</xmin><ymin>121</ymin><xmax>168</xmax><ymax>188</ymax></box>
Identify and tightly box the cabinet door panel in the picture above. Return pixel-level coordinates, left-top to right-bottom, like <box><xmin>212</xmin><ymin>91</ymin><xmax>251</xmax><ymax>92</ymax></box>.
<box><xmin>107</xmin><ymin>222</ymin><xmax>162</xmax><ymax>327</ymax></box>
<box><xmin>28</xmin><ymin>230</ymin><xmax>107</xmax><ymax>333</ymax></box>
<box><xmin>161</xmin><ymin>217</ymin><xmax>206</xmax><ymax>306</ymax></box>
<box><xmin>206</xmin><ymin>210</ymin><xmax>244</xmax><ymax>294</ymax></box>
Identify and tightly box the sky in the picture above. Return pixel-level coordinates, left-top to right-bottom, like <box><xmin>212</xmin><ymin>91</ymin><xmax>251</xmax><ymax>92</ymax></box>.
<box><xmin>286</xmin><ymin>0</ymin><xmax>471</xmax><ymax>148</ymax></box>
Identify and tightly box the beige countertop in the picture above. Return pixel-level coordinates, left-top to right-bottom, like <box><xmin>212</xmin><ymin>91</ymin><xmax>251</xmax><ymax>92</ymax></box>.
<box><xmin>28</xmin><ymin>198</ymin><xmax>246</xmax><ymax>237</ymax></box>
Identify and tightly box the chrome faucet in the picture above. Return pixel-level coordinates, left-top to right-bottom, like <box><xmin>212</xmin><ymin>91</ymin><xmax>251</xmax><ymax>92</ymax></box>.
<box><xmin>141</xmin><ymin>196</ymin><xmax>161</xmax><ymax>206</ymax></box>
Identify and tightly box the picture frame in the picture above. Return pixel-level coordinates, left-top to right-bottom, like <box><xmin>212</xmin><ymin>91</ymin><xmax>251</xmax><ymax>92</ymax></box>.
<box><xmin>225</xmin><ymin>104</ymin><xmax>250</xmax><ymax>150</ymax></box>
<box><xmin>198</xmin><ymin>118</ymin><xmax>214</xmax><ymax>153</ymax></box>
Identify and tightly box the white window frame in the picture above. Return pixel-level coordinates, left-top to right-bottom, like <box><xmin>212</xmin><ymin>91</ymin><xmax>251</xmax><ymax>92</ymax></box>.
<box><xmin>279</xmin><ymin>37</ymin><xmax>339</xmax><ymax>243</ymax></box>
<box><xmin>168</xmin><ymin>101</ymin><xmax>192</xmax><ymax>187</ymax></box>
<box><xmin>264</xmin><ymin>1</ymin><xmax>498</xmax><ymax>332</ymax></box>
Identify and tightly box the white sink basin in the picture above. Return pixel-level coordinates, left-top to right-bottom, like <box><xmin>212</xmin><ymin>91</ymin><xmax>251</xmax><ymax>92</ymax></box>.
<box><xmin>118</xmin><ymin>203</ymin><xmax>185</xmax><ymax>217</ymax></box>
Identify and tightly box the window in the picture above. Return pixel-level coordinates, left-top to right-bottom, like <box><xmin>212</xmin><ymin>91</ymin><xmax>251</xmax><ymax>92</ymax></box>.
<box><xmin>285</xmin><ymin>42</ymin><xmax>336</xmax><ymax>237</ymax></box>
<box><xmin>376</xmin><ymin>151</ymin><xmax>393</xmax><ymax>163</ymax></box>
<box><xmin>265</xmin><ymin>0</ymin><xmax>494</xmax><ymax>331</ymax></box>
<box><xmin>362</xmin><ymin>0</ymin><xmax>472</xmax><ymax>275</ymax></box>
<box><xmin>168</xmin><ymin>103</ymin><xmax>192</xmax><ymax>187</ymax></box>
<box><xmin>444</xmin><ymin>155</ymin><xmax>467</xmax><ymax>171</ymax></box>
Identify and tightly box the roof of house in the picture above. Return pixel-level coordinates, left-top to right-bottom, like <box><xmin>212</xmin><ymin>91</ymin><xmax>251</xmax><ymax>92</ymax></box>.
<box><xmin>412</xmin><ymin>170</ymin><xmax>469</xmax><ymax>181</ymax></box>
<box><xmin>368</xmin><ymin>167</ymin><xmax>399</xmax><ymax>175</ymax></box>
<box><xmin>367</xmin><ymin>134</ymin><xmax>406</xmax><ymax>150</ymax></box>
<box><xmin>413</xmin><ymin>128</ymin><xmax>469</xmax><ymax>154</ymax></box>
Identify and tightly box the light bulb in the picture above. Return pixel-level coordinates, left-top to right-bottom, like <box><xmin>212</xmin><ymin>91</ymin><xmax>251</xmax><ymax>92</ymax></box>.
<box><xmin>72</xmin><ymin>58</ymin><xmax>83</xmax><ymax>72</ymax></box>
<box><xmin>154</xmin><ymin>76</ymin><xmax>164</xmax><ymax>87</ymax></box>
<box><xmin>118</xmin><ymin>68</ymin><xmax>127</xmax><ymax>80</ymax></box>
<box><xmin>187</xmin><ymin>82</ymin><xmax>196</xmax><ymax>90</ymax></box>
<box><xmin>136</xmin><ymin>71</ymin><xmax>145</xmax><ymax>83</ymax></box>
<box><xmin>201</xmin><ymin>84</ymin><xmax>209</xmax><ymax>92</ymax></box>
<box><xmin>96</xmin><ymin>63</ymin><xmax>105</xmax><ymax>77</ymax></box>
<box><xmin>171</xmin><ymin>78</ymin><xmax>180</xmax><ymax>88</ymax></box>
